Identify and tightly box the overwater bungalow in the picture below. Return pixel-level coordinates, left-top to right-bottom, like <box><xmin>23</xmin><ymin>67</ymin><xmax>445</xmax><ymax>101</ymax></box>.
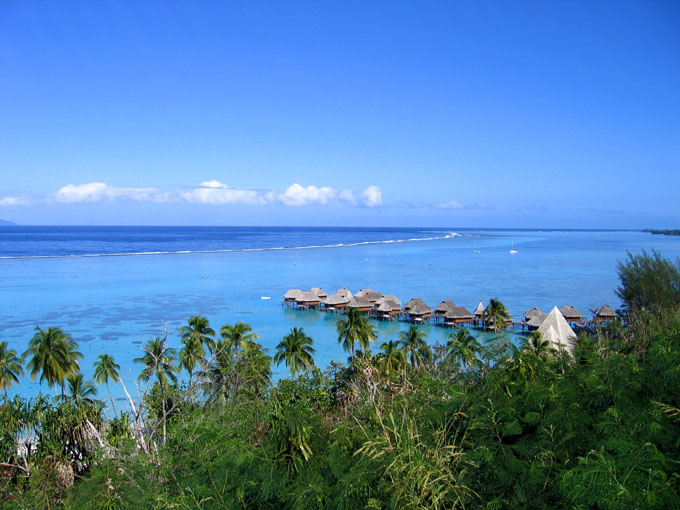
<box><xmin>523</xmin><ymin>306</ymin><xmax>543</xmax><ymax>322</ymax></box>
<box><xmin>310</xmin><ymin>287</ymin><xmax>328</xmax><ymax>300</ymax></box>
<box><xmin>403</xmin><ymin>298</ymin><xmax>432</xmax><ymax>322</ymax></box>
<box><xmin>373</xmin><ymin>295</ymin><xmax>402</xmax><ymax>319</ymax></box>
<box><xmin>375</xmin><ymin>294</ymin><xmax>402</xmax><ymax>308</ymax></box>
<box><xmin>434</xmin><ymin>300</ymin><xmax>457</xmax><ymax>321</ymax></box>
<box><xmin>296</xmin><ymin>291</ymin><xmax>321</xmax><ymax>309</ymax></box>
<box><xmin>526</xmin><ymin>312</ymin><xmax>547</xmax><ymax>330</ymax></box>
<box><xmin>375</xmin><ymin>300</ymin><xmax>400</xmax><ymax>320</ymax></box>
<box><xmin>537</xmin><ymin>306</ymin><xmax>578</xmax><ymax>355</ymax></box>
<box><xmin>443</xmin><ymin>306</ymin><xmax>474</xmax><ymax>326</ymax></box>
<box><xmin>593</xmin><ymin>304</ymin><xmax>616</xmax><ymax>322</ymax></box>
<box><xmin>283</xmin><ymin>288</ymin><xmax>304</xmax><ymax>306</ymax></box>
<box><xmin>324</xmin><ymin>288</ymin><xmax>353</xmax><ymax>311</ymax></box>
<box><xmin>347</xmin><ymin>296</ymin><xmax>373</xmax><ymax>312</ymax></box>
<box><xmin>559</xmin><ymin>305</ymin><xmax>582</xmax><ymax>323</ymax></box>
<box><xmin>354</xmin><ymin>288</ymin><xmax>383</xmax><ymax>303</ymax></box>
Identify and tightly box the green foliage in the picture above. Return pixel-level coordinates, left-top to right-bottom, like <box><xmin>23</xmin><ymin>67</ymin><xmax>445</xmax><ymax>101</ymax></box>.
<box><xmin>7</xmin><ymin>289</ymin><xmax>680</xmax><ymax>508</ymax></box>
<box><xmin>617</xmin><ymin>249</ymin><xmax>680</xmax><ymax>313</ymax></box>
<box><xmin>274</xmin><ymin>327</ymin><xmax>316</xmax><ymax>378</ymax></box>
<box><xmin>0</xmin><ymin>341</ymin><xmax>23</xmax><ymax>399</ymax></box>
<box><xmin>336</xmin><ymin>308</ymin><xmax>377</xmax><ymax>358</ymax></box>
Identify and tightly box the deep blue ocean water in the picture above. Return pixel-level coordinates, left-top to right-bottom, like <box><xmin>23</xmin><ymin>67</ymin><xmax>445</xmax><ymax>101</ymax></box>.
<box><xmin>2</xmin><ymin>226</ymin><xmax>679</xmax><ymax>407</ymax></box>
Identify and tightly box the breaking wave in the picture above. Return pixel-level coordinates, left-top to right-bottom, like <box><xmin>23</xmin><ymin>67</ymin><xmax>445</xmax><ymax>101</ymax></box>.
<box><xmin>0</xmin><ymin>232</ymin><xmax>461</xmax><ymax>260</ymax></box>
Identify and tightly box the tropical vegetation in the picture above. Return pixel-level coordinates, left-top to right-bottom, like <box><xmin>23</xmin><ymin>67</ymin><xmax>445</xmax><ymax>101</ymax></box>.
<box><xmin>1</xmin><ymin>252</ymin><xmax>679</xmax><ymax>508</ymax></box>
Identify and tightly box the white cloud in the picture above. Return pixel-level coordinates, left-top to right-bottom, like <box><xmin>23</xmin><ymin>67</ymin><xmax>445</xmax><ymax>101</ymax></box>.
<box><xmin>200</xmin><ymin>180</ymin><xmax>228</xmax><ymax>189</ymax></box>
<box><xmin>54</xmin><ymin>182</ymin><xmax>168</xmax><ymax>203</ymax></box>
<box><xmin>361</xmin><ymin>186</ymin><xmax>383</xmax><ymax>207</ymax></box>
<box><xmin>338</xmin><ymin>189</ymin><xmax>356</xmax><ymax>205</ymax></box>
<box><xmin>435</xmin><ymin>200</ymin><xmax>464</xmax><ymax>209</ymax></box>
<box><xmin>181</xmin><ymin>182</ymin><xmax>267</xmax><ymax>205</ymax></box>
<box><xmin>278</xmin><ymin>184</ymin><xmax>336</xmax><ymax>206</ymax></box>
<box><xmin>0</xmin><ymin>196</ymin><xmax>30</xmax><ymax>206</ymax></box>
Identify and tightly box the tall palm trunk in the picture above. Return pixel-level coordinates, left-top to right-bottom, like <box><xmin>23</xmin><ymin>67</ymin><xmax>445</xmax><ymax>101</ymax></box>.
<box><xmin>106</xmin><ymin>381</ymin><xmax>117</xmax><ymax>418</ymax></box>
<box><xmin>161</xmin><ymin>383</ymin><xmax>167</xmax><ymax>445</ymax></box>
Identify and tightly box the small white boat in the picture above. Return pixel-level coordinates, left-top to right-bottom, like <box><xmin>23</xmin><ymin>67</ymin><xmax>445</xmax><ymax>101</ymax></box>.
<box><xmin>261</xmin><ymin>296</ymin><xmax>271</xmax><ymax>300</ymax></box>
<box><xmin>509</xmin><ymin>241</ymin><xmax>518</xmax><ymax>254</ymax></box>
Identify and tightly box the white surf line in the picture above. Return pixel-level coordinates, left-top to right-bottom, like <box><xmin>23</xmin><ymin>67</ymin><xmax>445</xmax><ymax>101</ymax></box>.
<box><xmin>0</xmin><ymin>232</ymin><xmax>460</xmax><ymax>260</ymax></box>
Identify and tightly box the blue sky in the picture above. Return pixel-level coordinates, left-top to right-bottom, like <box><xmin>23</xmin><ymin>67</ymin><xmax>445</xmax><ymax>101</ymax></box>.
<box><xmin>0</xmin><ymin>1</ymin><xmax>678</xmax><ymax>228</ymax></box>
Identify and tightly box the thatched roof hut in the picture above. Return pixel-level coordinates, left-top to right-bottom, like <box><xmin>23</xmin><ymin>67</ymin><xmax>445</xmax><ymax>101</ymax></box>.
<box><xmin>354</xmin><ymin>288</ymin><xmax>382</xmax><ymax>303</ymax></box>
<box><xmin>284</xmin><ymin>289</ymin><xmax>304</xmax><ymax>302</ymax></box>
<box><xmin>325</xmin><ymin>288</ymin><xmax>353</xmax><ymax>309</ymax></box>
<box><xmin>594</xmin><ymin>304</ymin><xmax>616</xmax><ymax>321</ymax></box>
<box><xmin>524</xmin><ymin>306</ymin><xmax>543</xmax><ymax>321</ymax></box>
<box><xmin>435</xmin><ymin>300</ymin><xmax>457</xmax><ymax>316</ymax></box>
<box><xmin>374</xmin><ymin>296</ymin><xmax>401</xmax><ymax>315</ymax></box>
<box><xmin>310</xmin><ymin>287</ymin><xmax>328</xmax><ymax>300</ymax></box>
<box><xmin>375</xmin><ymin>295</ymin><xmax>402</xmax><ymax>308</ymax></box>
<box><xmin>296</xmin><ymin>291</ymin><xmax>321</xmax><ymax>307</ymax></box>
<box><xmin>559</xmin><ymin>305</ymin><xmax>582</xmax><ymax>322</ymax></box>
<box><xmin>404</xmin><ymin>298</ymin><xmax>432</xmax><ymax>321</ymax></box>
<box><xmin>404</xmin><ymin>297</ymin><xmax>428</xmax><ymax>313</ymax></box>
<box><xmin>347</xmin><ymin>297</ymin><xmax>373</xmax><ymax>312</ymax></box>
<box><xmin>537</xmin><ymin>306</ymin><xmax>577</xmax><ymax>355</ymax></box>
<box><xmin>444</xmin><ymin>306</ymin><xmax>474</xmax><ymax>324</ymax></box>
<box><xmin>526</xmin><ymin>312</ymin><xmax>547</xmax><ymax>329</ymax></box>
<box><xmin>376</xmin><ymin>299</ymin><xmax>400</xmax><ymax>319</ymax></box>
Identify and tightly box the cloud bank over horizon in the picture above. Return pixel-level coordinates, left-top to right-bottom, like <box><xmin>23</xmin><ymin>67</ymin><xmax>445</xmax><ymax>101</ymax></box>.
<box><xmin>0</xmin><ymin>181</ymin><xmax>387</xmax><ymax>209</ymax></box>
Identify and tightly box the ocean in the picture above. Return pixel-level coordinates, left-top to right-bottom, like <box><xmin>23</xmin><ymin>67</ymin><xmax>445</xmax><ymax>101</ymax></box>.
<box><xmin>2</xmin><ymin>226</ymin><xmax>679</xmax><ymax>405</ymax></box>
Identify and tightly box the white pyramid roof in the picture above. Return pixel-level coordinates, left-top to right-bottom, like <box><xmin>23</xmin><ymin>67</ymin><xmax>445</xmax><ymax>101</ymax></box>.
<box><xmin>537</xmin><ymin>306</ymin><xmax>577</xmax><ymax>355</ymax></box>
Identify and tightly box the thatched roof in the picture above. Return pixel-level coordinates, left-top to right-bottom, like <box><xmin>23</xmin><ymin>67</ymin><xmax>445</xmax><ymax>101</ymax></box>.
<box><xmin>444</xmin><ymin>306</ymin><xmax>473</xmax><ymax>320</ymax></box>
<box><xmin>404</xmin><ymin>297</ymin><xmax>428</xmax><ymax>312</ymax></box>
<box><xmin>310</xmin><ymin>287</ymin><xmax>328</xmax><ymax>299</ymax></box>
<box><xmin>537</xmin><ymin>306</ymin><xmax>577</xmax><ymax>355</ymax></box>
<box><xmin>526</xmin><ymin>312</ymin><xmax>547</xmax><ymax>328</ymax></box>
<box><xmin>355</xmin><ymin>288</ymin><xmax>382</xmax><ymax>302</ymax></box>
<box><xmin>435</xmin><ymin>300</ymin><xmax>457</xmax><ymax>314</ymax></box>
<box><xmin>524</xmin><ymin>306</ymin><xmax>543</xmax><ymax>320</ymax></box>
<box><xmin>284</xmin><ymin>289</ymin><xmax>304</xmax><ymax>300</ymax></box>
<box><xmin>376</xmin><ymin>301</ymin><xmax>393</xmax><ymax>313</ymax></box>
<box><xmin>297</xmin><ymin>291</ymin><xmax>320</xmax><ymax>303</ymax></box>
<box><xmin>335</xmin><ymin>287</ymin><xmax>353</xmax><ymax>300</ymax></box>
<box><xmin>594</xmin><ymin>304</ymin><xmax>616</xmax><ymax>318</ymax></box>
<box><xmin>347</xmin><ymin>297</ymin><xmax>373</xmax><ymax>309</ymax></box>
<box><xmin>325</xmin><ymin>289</ymin><xmax>352</xmax><ymax>306</ymax></box>
<box><xmin>407</xmin><ymin>300</ymin><xmax>432</xmax><ymax>316</ymax></box>
<box><xmin>375</xmin><ymin>294</ymin><xmax>402</xmax><ymax>308</ymax></box>
<box><xmin>559</xmin><ymin>305</ymin><xmax>581</xmax><ymax>320</ymax></box>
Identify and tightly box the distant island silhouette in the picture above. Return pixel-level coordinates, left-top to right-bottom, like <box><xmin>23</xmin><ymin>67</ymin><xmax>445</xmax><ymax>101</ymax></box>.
<box><xmin>0</xmin><ymin>219</ymin><xmax>17</xmax><ymax>225</ymax></box>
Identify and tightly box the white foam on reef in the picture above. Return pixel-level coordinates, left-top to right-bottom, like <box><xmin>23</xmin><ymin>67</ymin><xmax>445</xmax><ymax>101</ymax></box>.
<box><xmin>0</xmin><ymin>232</ymin><xmax>461</xmax><ymax>260</ymax></box>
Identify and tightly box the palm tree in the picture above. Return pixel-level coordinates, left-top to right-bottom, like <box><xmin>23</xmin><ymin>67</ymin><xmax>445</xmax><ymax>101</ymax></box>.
<box><xmin>179</xmin><ymin>335</ymin><xmax>204</xmax><ymax>385</ymax></box>
<box><xmin>0</xmin><ymin>341</ymin><xmax>23</xmax><ymax>400</ymax></box>
<box><xmin>398</xmin><ymin>325</ymin><xmax>430</xmax><ymax>370</ymax></box>
<box><xmin>60</xmin><ymin>373</ymin><xmax>97</xmax><ymax>406</ymax></box>
<box><xmin>374</xmin><ymin>340</ymin><xmax>406</xmax><ymax>380</ymax></box>
<box><xmin>24</xmin><ymin>326</ymin><xmax>81</xmax><ymax>396</ymax></box>
<box><xmin>219</xmin><ymin>322</ymin><xmax>259</xmax><ymax>356</ymax></box>
<box><xmin>180</xmin><ymin>315</ymin><xmax>216</xmax><ymax>355</ymax></box>
<box><xmin>482</xmin><ymin>298</ymin><xmax>511</xmax><ymax>331</ymax></box>
<box><xmin>134</xmin><ymin>336</ymin><xmax>179</xmax><ymax>444</ymax></box>
<box><xmin>273</xmin><ymin>327</ymin><xmax>316</xmax><ymax>378</ymax></box>
<box><xmin>336</xmin><ymin>308</ymin><xmax>377</xmax><ymax>358</ymax></box>
<box><xmin>446</xmin><ymin>328</ymin><xmax>481</xmax><ymax>371</ymax></box>
<box><xmin>93</xmin><ymin>354</ymin><xmax>120</xmax><ymax>417</ymax></box>
<box><xmin>522</xmin><ymin>331</ymin><xmax>557</xmax><ymax>361</ymax></box>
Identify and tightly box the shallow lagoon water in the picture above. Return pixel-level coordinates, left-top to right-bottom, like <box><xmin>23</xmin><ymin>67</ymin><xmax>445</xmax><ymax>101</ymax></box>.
<box><xmin>2</xmin><ymin>227</ymin><xmax>679</xmax><ymax>405</ymax></box>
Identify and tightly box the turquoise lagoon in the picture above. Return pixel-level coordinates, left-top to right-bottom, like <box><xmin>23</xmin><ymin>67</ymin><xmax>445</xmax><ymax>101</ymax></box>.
<box><xmin>1</xmin><ymin>227</ymin><xmax>679</xmax><ymax>405</ymax></box>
